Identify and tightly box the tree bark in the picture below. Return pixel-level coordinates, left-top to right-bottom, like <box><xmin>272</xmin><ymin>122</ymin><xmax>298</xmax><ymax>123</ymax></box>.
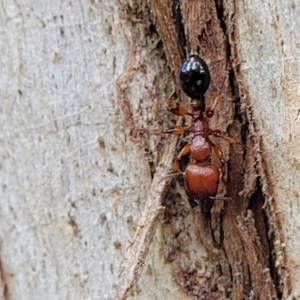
<box><xmin>1</xmin><ymin>0</ymin><xmax>299</xmax><ymax>300</ymax></box>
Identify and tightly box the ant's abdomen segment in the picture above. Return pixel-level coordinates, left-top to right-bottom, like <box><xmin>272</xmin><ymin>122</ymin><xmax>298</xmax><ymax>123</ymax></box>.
<box><xmin>183</xmin><ymin>163</ymin><xmax>219</xmax><ymax>200</ymax></box>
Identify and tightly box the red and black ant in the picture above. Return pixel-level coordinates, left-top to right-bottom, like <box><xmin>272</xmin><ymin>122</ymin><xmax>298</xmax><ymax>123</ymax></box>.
<box><xmin>162</xmin><ymin>55</ymin><xmax>243</xmax><ymax>212</ymax></box>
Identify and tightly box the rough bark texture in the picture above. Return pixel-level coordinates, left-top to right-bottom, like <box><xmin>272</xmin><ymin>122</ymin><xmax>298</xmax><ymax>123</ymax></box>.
<box><xmin>228</xmin><ymin>1</ymin><xmax>299</xmax><ymax>298</ymax></box>
<box><xmin>1</xmin><ymin>0</ymin><xmax>299</xmax><ymax>300</ymax></box>
<box><xmin>0</xmin><ymin>1</ymin><xmax>162</xmax><ymax>299</ymax></box>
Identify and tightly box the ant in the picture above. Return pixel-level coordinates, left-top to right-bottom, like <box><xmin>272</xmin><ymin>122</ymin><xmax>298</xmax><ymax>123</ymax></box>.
<box><xmin>162</xmin><ymin>55</ymin><xmax>242</xmax><ymax>212</ymax></box>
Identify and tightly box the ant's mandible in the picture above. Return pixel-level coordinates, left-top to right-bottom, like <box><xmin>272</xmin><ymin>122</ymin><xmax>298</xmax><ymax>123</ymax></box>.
<box><xmin>162</xmin><ymin>55</ymin><xmax>241</xmax><ymax>212</ymax></box>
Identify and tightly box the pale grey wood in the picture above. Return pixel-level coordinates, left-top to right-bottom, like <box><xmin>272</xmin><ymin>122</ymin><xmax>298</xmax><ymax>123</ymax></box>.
<box><xmin>0</xmin><ymin>1</ymin><xmax>184</xmax><ymax>299</ymax></box>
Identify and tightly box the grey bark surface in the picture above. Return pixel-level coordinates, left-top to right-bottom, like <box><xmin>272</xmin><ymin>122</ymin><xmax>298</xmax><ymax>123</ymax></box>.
<box><xmin>228</xmin><ymin>1</ymin><xmax>300</xmax><ymax>297</ymax></box>
<box><xmin>1</xmin><ymin>1</ymin><xmax>147</xmax><ymax>299</ymax></box>
<box><xmin>1</xmin><ymin>0</ymin><xmax>300</xmax><ymax>300</ymax></box>
<box><xmin>0</xmin><ymin>1</ymin><xmax>181</xmax><ymax>299</ymax></box>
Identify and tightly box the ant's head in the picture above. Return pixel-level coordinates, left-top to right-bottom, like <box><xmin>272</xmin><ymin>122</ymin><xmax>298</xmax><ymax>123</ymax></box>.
<box><xmin>180</xmin><ymin>55</ymin><xmax>211</xmax><ymax>100</ymax></box>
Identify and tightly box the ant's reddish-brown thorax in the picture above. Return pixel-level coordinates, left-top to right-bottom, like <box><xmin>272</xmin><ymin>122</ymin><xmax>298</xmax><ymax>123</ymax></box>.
<box><xmin>192</xmin><ymin>117</ymin><xmax>210</xmax><ymax>136</ymax></box>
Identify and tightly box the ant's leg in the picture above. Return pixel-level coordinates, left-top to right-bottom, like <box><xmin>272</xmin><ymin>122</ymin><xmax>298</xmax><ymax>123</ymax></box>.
<box><xmin>211</xmin><ymin>58</ymin><xmax>235</xmax><ymax>94</ymax></box>
<box><xmin>165</xmin><ymin>145</ymin><xmax>193</xmax><ymax>202</ymax></box>
<box><xmin>155</xmin><ymin>98</ymin><xmax>190</xmax><ymax>135</ymax></box>
<box><xmin>205</xmin><ymin>95</ymin><xmax>221</xmax><ymax>118</ymax></box>
<box><xmin>181</xmin><ymin>172</ymin><xmax>190</xmax><ymax>192</ymax></box>
<box><xmin>154</xmin><ymin>125</ymin><xmax>186</xmax><ymax>135</ymax></box>
<box><xmin>211</xmin><ymin>142</ymin><xmax>226</xmax><ymax>182</ymax></box>
<box><xmin>212</xmin><ymin>129</ymin><xmax>254</xmax><ymax>155</ymax></box>
<box><xmin>161</xmin><ymin>126</ymin><xmax>186</xmax><ymax>135</ymax></box>
<box><xmin>166</xmin><ymin>98</ymin><xmax>191</xmax><ymax>116</ymax></box>
<box><xmin>173</xmin><ymin>143</ymin><xmax>191</xmax><ymax>172</ymax></box>
<box><xmin>181</xmin><ymin>172</ymin><xmax>199</xmax><ymax>208</ymax></box>
<box><xmin>209</xmin><ymin>196</ymin><xmax>231</xmax><ymax>201</ymax></box>
<box><xmin>211</xmin><ymin>130</ymin><xmax>250</xmax><ymax>149</ymax></box>
<box><xmin>209</xmin><ymin>141</ymin><xmax>232</xmax><ymax>200</ymax></box>
<box><xmin>206</xmin><ymin>59</ymin><xmax>236</xmax><ymax>118</ymax></box>
<box><xmin>155</xmin><ymin>124</ymin><xmax>188</xmax><ymax>134</ymax></box>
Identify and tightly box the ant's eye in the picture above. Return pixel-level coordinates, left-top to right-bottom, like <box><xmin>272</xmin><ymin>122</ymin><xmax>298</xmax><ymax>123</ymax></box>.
<box><xmin>180</xmin><ymin>55</ymin><xmax>211</xmax><ymax>100</ymax></box>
